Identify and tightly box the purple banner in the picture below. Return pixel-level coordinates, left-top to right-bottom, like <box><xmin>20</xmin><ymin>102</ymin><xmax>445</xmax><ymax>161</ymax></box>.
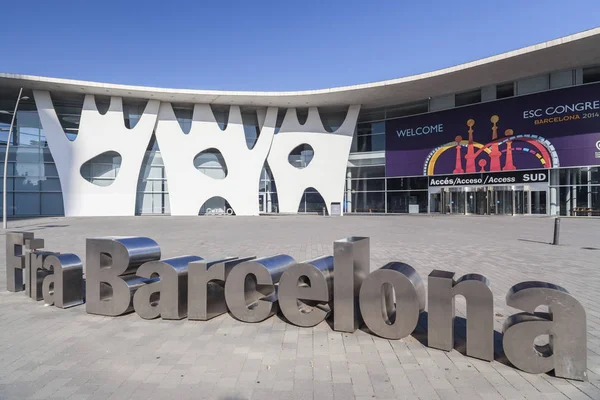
<box><xmin>385</xmin><ymin>83</ymin><xmax>600</xmax><ymax>177</ymax></box>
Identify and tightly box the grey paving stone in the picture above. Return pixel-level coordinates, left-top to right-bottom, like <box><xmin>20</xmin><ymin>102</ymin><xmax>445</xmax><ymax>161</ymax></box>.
<box><xmin>0</xmin><ymin>215</ymin><xmax>598</xmax><ymax>399</ymax></box>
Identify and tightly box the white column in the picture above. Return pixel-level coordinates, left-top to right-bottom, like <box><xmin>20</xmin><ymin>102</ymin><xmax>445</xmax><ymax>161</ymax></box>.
<box><xmin>572</xmin><ymin>170</ymin><xmax>578</xmax><ymax>212</ymax></box>
<box><xmin>550</xmin><ymin>170</ymin><xmax>560</xmax><ymax>215</ymax></box>
<box><xmin>384</xmin><ymin>177</ymin><xmax>388</xmax><ymax>214</ymax></box>
<box><xmin>588</xmin><ymin>167</ymin><xmax>592</xmax><ymax>209</ymax></box>
<box><xmin>346</xmin><ymin>171</ymin><xmax>352</xmax><ymax>213</ymax></box>
<box><xmin>566</xmin><ymin>171</ymin><xmax>571</xmax><ymax>214</ymax></box>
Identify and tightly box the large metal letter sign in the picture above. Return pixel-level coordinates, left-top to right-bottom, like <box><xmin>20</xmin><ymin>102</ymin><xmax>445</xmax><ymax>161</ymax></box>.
<box><xmin>279</xmin><ymin>256</ymin><xmax>333</xmax><ymax>327</ymax></box>
<box><xmin>6</xmin><ymin>232</ymin><xmax>34</xmax><ymax>292</ymax></box>
<box><xmin>86</xmin><ymin>237</ymin><xmax>161</xmax><ymax>316</ymax></box>
<box><xmin>133</xmin><ymin>255</ymin><xmax>203</xmax><ymax>320</ymax></box>
<box><xmin>188</xmin><ymin>257</ymin><xmax>255</xmax><ymax>321</ymax></box>
<box><xmin>41</xmin><ymin>253</ymin><xmax>84</xmax><ymax>308</ymax></box>
<box><xmin>502</xmin><ymin>282</ymin><xmax>587</xmax><ymax>381</ymax></box>
<box><xmin>131</xmin><ymin>274</ymin><xmax>160</xmax><ymax>319</ymax></box>
<box><xmin>225</xmin><ymin>255</ymin><xmax>296</xmax><ymax>322</ymax></box>
<box><xmin>428</xmin><ymin>271</ymin><xmax>494</xmax><ymax>361</ymax></box>
<box><xmin>29</xmin><ymin>251</ymin><xmax>55</xmax><ymax>301</ymax></box>
<box><xmin>359</xmin><ymin>262</ymin><xmax>425</xmax><ymax>339</ymax></box>
<box><xmin>333</xmin><ymin>237</ymin><xmax>369</xmax><ymax>333</ymax></box>
<box><xmin>23</xmin><ymin>238</ymin><xmax>45</xmax><ymax>297</ymax></box>
<box><xmin>2</xmin><ymin>232</ymin><xmax>589</xmax><ymax>382</ymax></box>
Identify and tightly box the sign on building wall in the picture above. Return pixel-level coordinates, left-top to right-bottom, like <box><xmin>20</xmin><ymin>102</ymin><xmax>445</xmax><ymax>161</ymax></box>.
<box><xmin>428</xmin><ymin>169</ymin><xmax>549</xmax><ymax>187</ymax></box>
<box><xmin>385</xmin><ymin>83</ymin><xmax>600</xmax><ymax>177</ymax></box>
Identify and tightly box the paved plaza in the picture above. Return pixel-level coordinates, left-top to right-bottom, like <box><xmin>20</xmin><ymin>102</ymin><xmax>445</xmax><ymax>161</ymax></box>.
<box><xmin>0</xmin><ymin>215</ymin><xmax>599</xmax><ymax>400</ymax></box>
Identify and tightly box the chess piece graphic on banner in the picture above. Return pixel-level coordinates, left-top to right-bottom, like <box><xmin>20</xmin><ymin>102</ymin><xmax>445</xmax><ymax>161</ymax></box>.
<box><xmin>478</xmin><ymin>159</ymin><xmax>487</xmax><ymax>172</ymax></box>
<box><xmin>503</xmin><ymin>129</ymin><xmax>517</xmax><ymax>171</ymax></box>
<box><xmin>465</xmin><ymin>119</ymin><xmax>477</xmax><ymax>173</ymax></box>
<box><xmin>424</xmin><ymin>114</ymin><xmax>557</xmax><ymax>179</ymax></box>
<box><xmin>453</xmin><ymin>135</ymin><xmax>464</xmax><ymax>174</ymax></box>
<box><xmin>489</xmin><ymin>115</ymin><xmax>502</xmax><ymax>172</ymax></box>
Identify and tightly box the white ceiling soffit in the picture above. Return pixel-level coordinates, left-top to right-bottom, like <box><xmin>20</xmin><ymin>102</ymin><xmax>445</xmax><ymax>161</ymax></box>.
<box><xmin>1</xmin><ymin>28</ymin><xmax>599</xmax><ymax>108</ymax></box>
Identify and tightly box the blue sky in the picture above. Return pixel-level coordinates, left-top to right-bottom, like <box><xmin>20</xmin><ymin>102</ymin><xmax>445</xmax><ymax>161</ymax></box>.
<box><xmin>1</xmin><ymin>1</ymin><xmax>599</xmax><ymax>91</ymax></box>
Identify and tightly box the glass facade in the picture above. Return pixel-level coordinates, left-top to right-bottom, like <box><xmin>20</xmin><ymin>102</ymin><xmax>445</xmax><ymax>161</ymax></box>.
<box><xmin>344</xmin><ymin>165</ymin><xmax>429</xmax><ymax>214</ymax></box>
<box><xmin>259</xmin><ymin>165</ymin><xmax>278</xmax><ymax>213</ymax></box>
<box><xmin>1</xmin><ymin>64</ymin><xmax>599</xmax><ymax>218</ymax></box>
<box><xmin>0</xmin><ymin>90</ymin><xmax>289</xmax><ymax>218</ymax></box>
<box><xmin>0</xmin><ymin>91</ymin><xmax>64</xmax><ymax>217</ymax></box>
<box><xmin>80</xmin><ymin>151</ymin><xmax>121</xmax><ymax>187</ymax></box>
<box><xmin>345</xmin><ymin>162</ymin><xmax>600</xmax><ymax>217</ymax></box>
<box><xmin>351</xmin><ymin>101</ymin><xmax>429</xmax><ymax>154</ymax></box>
<box><xmin>354</xmin><ymin>121</ymin><xmax>385</xmax><ymax>153</ymax></box>
<box><xmin>455</xmin><ymin>89</ymin><xmax>482</xmax><ymax>107</ymax></box>
<box><xmin>298</xmin><ymin>189</ymin><xmax>327</xmax><ymax>213</ymax></box>
<box><xmin>344</xmin><ymin>65</ymin><xmax>600</xmax><ymax>217</ymax></box>
<box><xmin>551</xmin><ymin>167</ymin><xmax>600</xmax><ymax>216</ymax></box>
<box><xmin>136</xmin><ymin>146</ymin><xmax>170</xmax><ymax>215</ymax></box>
<box><xmin>0</xmin><ymin>145</ymin><xmax>64</xmax><ymax>217</ymax></box>
<box><xmin>0</xmin><ymin>90</ymin><xmax>173</xmax><ymax>217</ymax></box>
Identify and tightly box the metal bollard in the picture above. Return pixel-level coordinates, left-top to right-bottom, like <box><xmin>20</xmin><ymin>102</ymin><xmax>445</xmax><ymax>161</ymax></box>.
<box><xmin>322</xmin><ymin>207</ymin><xmax>326</xmax><ymax>217</ymax></box>
<box><xmin>552</xmin><ymin>217</ymin><xmax>561</xmax><ymax>246</ymax></box>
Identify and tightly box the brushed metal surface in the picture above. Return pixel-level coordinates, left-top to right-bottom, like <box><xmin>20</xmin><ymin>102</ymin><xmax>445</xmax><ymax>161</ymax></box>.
<box><xmin>28</xmin><ymin>250</ymin><xmax>55</xmax><ymax>301</ymax></box>
<box><xmin>23</xmin><ymin>238</ymin><xmax>45</xmax><ymax>297</ymax></box>
<box><xmin>333</xmin><ymin>237</ymin><xmax>369</xmax><ymax>333</ymax></box>
<box><xmin>6</xmin><ymin>232</ymin><xmax>34</xmax><ymax>292</ymax></box>
<box><xmin>359</xmin><ymin>262</ymin><xmax>425</xmax><ymax>340</ymax></box>
<box><xmin>133</xmin><ymin>255</ymin><xmax>203</xmax><ymax>320</ymax></box>
<box><xmin>503</xmin><ymin>281</ymin><xmax>587</xmax><ymax>381</ymax></box>
<box><xmin>224</xmin><ymin>254</ymin><xmax>295</xmax><ymax>323</ymax></box>
<box><xmin>42</xmin><ymin>253</ymin><xmax>85</xmax><ymax>308</ymax></box>
<box><xmin>86</xmin><ymin>237</ymin><xmax>161</xmax><ymax>316</ymax></box>
<box><xmin>187</xmin><ymin>256</ymin><xmax>255</xmax><ymax>321</ymax></box>
<box><xmin>428</xmin><ymin>270</ymin><xmax>494</xmax><ymax>361</ymax></box>
<box><xmin>278</xmin><ymin>256</ymin><xmax>333</xmax><ymax>327</ymax></box>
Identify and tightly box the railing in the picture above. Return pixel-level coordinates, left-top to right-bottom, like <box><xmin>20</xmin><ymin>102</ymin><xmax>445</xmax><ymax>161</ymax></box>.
<box><xmin>570</xmin><ymin>207</ymin><xmax>600</xmax><ymax>216</ymax></box>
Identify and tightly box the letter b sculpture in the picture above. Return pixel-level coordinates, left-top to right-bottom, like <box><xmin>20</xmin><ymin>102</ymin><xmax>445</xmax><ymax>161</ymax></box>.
<box><xmin>86</xmin><ymin>237</ymin><xmax>161</xmax><ymax>316</ymax></box>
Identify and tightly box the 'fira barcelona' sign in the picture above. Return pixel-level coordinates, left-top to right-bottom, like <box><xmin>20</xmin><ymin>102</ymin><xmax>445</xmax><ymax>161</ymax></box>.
<box><xmin>6</xmin><ymin>232</ymin><xmax>587</xmax><ymax>381</ymax></box>
<box><xmin>386</xmin><ymin>83</ymin><xmax>600</xmax><ymax>177</ymax></box>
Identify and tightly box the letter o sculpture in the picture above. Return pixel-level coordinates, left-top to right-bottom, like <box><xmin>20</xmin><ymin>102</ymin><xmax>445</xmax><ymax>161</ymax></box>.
<box><xmin>359</xmin><ymin>262</ymin><xmax>425</xmax><ymax>340</ymax></box>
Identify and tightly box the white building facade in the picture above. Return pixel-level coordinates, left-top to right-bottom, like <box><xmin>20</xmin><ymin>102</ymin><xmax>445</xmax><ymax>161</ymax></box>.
<box><xmin>1</xmin><ymin>29</ymin><xmax>600</xmax><ymax>217</ymax></box>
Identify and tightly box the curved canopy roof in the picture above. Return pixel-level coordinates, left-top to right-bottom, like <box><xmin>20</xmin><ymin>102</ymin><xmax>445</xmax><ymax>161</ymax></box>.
<box><xmin>1</xmin><ymin>28</ymin><xmax>600</xmax><ymax>109</ymax></box>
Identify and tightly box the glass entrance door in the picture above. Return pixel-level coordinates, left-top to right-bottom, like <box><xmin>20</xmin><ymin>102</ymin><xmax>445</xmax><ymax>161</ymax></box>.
<box><xmin>531</xmin><ymin>190</ymin><xmax>547</xmax><ymax>214</ymax></box>
<box><xmin>493</xmin><ymin>189</ymin><xmax>514</xmax><ymax>215</ymax></box>
<box><xmin>475</xmin><ymin>188</ymin><xmax>489</xmax><ymax>215</ymax></box>
<box><xmin>515</xmin><ymin>190</ymin><xmax>527</xmax><ymax>214</ymax></box>
<box><xmin>441</xmin><ymin>190</ymin><xmax>465</xmax><ymax>214</ymax></box>
<box><xmin>467</xmin><ymin>188</ymin><xmax>488</xmax><ymax>215</ymax></box>
<box><xmin>430</xmin><ymin>193</ymin><xmax>441</xmax><ymax>213</ymax></box>
<box><xmin>453</xmin><ymin>191</ymin><xmax>465</xmax><ymax>214</ymax></box>
<box><xmin>435</xmin><ymin>186</ymin><xmax>546</xmax><ymax>215</ymax></box>
<box><xmin>441</xmin><ymin>190</ymin><xmax>451</xmax><ymax>214</ymax></box>
<box><xmin>474</xmin><ymin>187</ymin><xmax>524</xmax><ymax>215</ymax></box>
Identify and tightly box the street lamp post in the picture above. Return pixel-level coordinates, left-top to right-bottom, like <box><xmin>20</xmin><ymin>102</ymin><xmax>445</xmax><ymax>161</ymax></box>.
<box><xmin>1</xmin><ymin>88</ymin><xmax>29</xmax><ymax>229</ymax></box>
